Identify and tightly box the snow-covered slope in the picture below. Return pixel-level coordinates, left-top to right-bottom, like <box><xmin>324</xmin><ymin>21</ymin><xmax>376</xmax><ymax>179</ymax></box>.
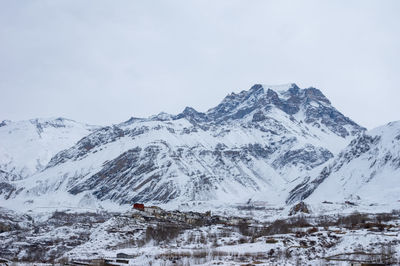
<box><xmin>1</xmin><ymin>84</ymin><xmax>365</xmax><ymax>208</ymax></box>
<box><xmin>0</xmin><ymin>118</ymin><xmax>98</xmax><ymax>180</ymax></box>
<box><xmin>289</xmin><ymin>121</ymin><xmax>400</xmax><ymax>205</ymax></box>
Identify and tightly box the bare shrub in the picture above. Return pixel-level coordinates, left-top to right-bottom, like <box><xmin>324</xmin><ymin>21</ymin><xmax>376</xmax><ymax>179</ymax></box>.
<box><xmin>316</xmin><ymin>215</ymin><xmax>336</xmax><ymax>228</ymax></box>
<box><xmin>284</xmin><ymin>248</ymin><xmax>292</xmax><ymax>259</ymax></box>
<box><xmin>288</xmin><ymin>215</ymin><xmax>310</xmax><ymax>228</ymax></box>
<box><xmin>381</xmin><ymin>243</ymin><xmax>395</xmax><ymax>264</ymax></box>
<box><xmin>337</xmin><ymin>211</ymin><xmax>368</xmax><ymax>228</ymax></box>
<box><xmin>266</xmin><ymin>219</ymin><xmax>291</xmax><ymax>235</ymax></box>
<box><xmin>238</xmin><ymin>237</ymin><xmax>248</xmax><ymax>244</ymax></box>
<box><xmin>237</xmin><ymin>220</ymin><xmax>250</xmax><ymax>236</ymax></box>
<box><xmin>212</xmin><ymin>237</ymin><xmax>219</xmax><ymax>247</ymax></box>
<box><xmin>185</xmin><ymin>232</ymin><xmax>195</xmax><ymax>244</ymax></box>
<box><xmin>199</xmin><ymin>232</ymin><xmax>206</xmax><ymax>244</ymax></box>
<box><xmin>375</xmin><ymin>213</ymin><xmax>396</xmax><ymax>224</ymax></box>
<box><xmin>265</xmin><ymin>238</ymin><xmax>278</xmax><ymax>244</ymax></box>
<box><xmin>0</xmin><ymin>222</ymin><xmax>12</xmax><ymax>233</ymax></box>
<box><xmin>307</xmin><ymin>227</ymin><xmax>318</xmax><ymax>234</ymax></box>
<box><xmin>145</xmin><ymin>223</ymin><xmax>182</xmax><ymax>244</ymax></box>
<box><xmin>256</xmin><ymin>219</ymin><xmax>290</xmax><ymax>237</ymax></box>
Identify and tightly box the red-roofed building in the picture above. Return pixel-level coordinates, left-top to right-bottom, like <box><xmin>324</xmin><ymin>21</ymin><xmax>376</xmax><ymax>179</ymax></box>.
<box><xmin>133</xmin><ymin>203</ymin><xmax>144</xmax><ymax>211</ymax></box>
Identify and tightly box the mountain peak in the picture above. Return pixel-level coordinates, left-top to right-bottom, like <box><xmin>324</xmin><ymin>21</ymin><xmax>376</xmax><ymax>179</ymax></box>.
<box><xmin>303</xmin><ymin>87</ymin><xmax>331</xmax><ymax>104</ymax></box>
<box><xmin>174</xmin><ymin>106</ymin><xmax>207</xmax><ymax>123</ymax></box>
<box><xmin>204</xmin><ymin>83</ymin><xmax>363</xmax><ymax>137</ymax></box>
<box><xmin>0</xmin><ymin>120</ymin><xmax>11</xmax><ymax>127</ymax></box>
<box><xmin>182</xmin><ymin>106</ymin><xmax>199</xmax><ymax>114</ymax></box>
<box><xmin>119</xmin><ymin>116</ymin><xmax>145</xmax><ymax>126</ymax></box>
<box><xmin>258</xmin><ymin>83</ymin><xmax>298</xmax><ymax>92</ymax></box>
<box><xmin>149</xmin><ymin>112</ymin><xmax>174</xmax><ymax>121</ymax></box>
<box><xmin>207</xmin><ymin>83</ymin><xmax>322</xmax><ymax>120</ymax></box>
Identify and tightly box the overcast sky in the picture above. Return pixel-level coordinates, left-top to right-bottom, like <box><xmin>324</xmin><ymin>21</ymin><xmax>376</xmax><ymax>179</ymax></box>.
<box><xmin>0</xmin><ymin>0</ymin><xmax>399</xmax><ymax>129</ymax></box>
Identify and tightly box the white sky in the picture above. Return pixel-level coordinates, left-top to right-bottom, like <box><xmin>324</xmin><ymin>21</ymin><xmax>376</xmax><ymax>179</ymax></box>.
<box><xmin>0</xmin><ymin>0</ymin><xmax>399</xmax><ymax>129</ymax></box>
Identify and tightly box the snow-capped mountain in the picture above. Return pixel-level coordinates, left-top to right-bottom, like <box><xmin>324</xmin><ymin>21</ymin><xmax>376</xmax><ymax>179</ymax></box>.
<box><xmin>288</xmin><ymin>121</ymin><xmax>400</xmax><ymax>205</ymax></box>
<box><xmin>0</xmin><ymin>118</ymin><xmax>98</xmax><ymax>181</ymax></box>
<box><xmin>1</xmin><ymin>84</ymin><xmax>365</xmax><ymax>208</ymax></box>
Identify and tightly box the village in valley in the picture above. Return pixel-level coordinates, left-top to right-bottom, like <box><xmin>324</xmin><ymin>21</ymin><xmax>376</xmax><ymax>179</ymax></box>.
<box><xmin>129</xmin><ymin>203</ymin><xmax>254</xmax><ymax>227</ymax></box>
<box><xmin>1</xmin><ymin>202</ymin><xmax>399</xmax><ymax>265</ymax></box>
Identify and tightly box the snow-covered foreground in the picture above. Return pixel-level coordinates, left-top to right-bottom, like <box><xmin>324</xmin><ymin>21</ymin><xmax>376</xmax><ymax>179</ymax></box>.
<box><xmin>1</xmin><ymin>205</ymin><xmax>399</xmax><ymax>265</ymax></box>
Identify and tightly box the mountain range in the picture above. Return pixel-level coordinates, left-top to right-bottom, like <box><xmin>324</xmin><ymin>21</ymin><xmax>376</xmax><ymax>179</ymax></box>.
<box><xmin>1</xmin><ymin>83</ymin><xmax>398</xmax><ymax>211</ymax></box>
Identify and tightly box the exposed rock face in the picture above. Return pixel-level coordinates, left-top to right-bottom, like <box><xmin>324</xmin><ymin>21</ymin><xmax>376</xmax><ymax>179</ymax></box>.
<box><xmin>0</xmin><ymin>120</ymin><xmax>10</xmax><ymax>127</ymax></box>
<box><xmin>68</xmin><ymin>146</ymin><xmax>172</xmax><ymax>203</ymax></box>
<box><xmin>273</xmin><ymin>145</ymin><xmax>334</xmax><ymax>171</ymax></box>
<box><xmin>1</xmin><ymin>84</ymin><xmax>365</xmax><ymax>206</ymax></box>
<box><xmin>0</xmin><ymin>169</ymin><xmax>20</xmax><ymax>182</ymax></box>
<box><xmin>175</xmin><ymin>107</ymin><xmax>208</xmax><ymax>124</ymax></box>
<box><xmin>289</xmin><ymin>201</ymin><xmax>311</xmax><ymax>216</ymax></box>
<box><xmin>46</xmin><ymin>125</ymin><xmax>128</xmax><ymax>168</ymax></box>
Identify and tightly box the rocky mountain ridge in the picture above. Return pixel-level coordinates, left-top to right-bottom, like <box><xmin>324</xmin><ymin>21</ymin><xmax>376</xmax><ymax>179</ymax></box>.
<box><xmin>288</xmin><ymin>120</ymin><xmax>400</xmax><ymax>205</ymax></box>
<box><xmin>0</xmin><ymin>84</ymin><xmax>374</xmax><ymax>210</ymax></box>
<box><xmin>0</xmin><ymin>117</ymin><xmax>98</xmax><ymax>181</ymax></box>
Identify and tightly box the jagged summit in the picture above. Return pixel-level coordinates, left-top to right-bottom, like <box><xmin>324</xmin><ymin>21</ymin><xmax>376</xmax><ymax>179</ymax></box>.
<box><xmin>255</xmin><ymin>83</ymin><xmax>299</xmax><ymax>92</ymax></box>
<box><xmin>179</xmin><ymin>83</ymin><xmax>330</xmax><ymax>118</ymax></box>
<box><xmin>186</xmin><ymin>83</ymin><xmax>363</xmax><ymax>137</ymax></box>
<box><xmin>175</xmin><ymin>106</ymin><xmax>208</xmax><ymax>123</ymax></box>
<box><xmin>126</xmin><ymin>83</ymin><xmax>327</xmax><ymax>123</ymax></box>
<box><xmin>122</xmin><ymin>83</ymin><xmax>360</xmax><ymax>139</ymax></box>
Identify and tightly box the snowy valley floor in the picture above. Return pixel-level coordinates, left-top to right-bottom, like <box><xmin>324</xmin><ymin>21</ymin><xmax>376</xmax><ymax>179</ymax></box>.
<box><xmin>0</xmin><ymin>204</ymin><xmax>400</xmax><ymax>265</ymax></box>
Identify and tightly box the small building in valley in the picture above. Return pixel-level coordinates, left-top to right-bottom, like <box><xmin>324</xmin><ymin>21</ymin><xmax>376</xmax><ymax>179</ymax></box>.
<box><xmin>133</xmin><ymin>203</ymin><xmax>144</xmax><ymax>211</ymax></box>
<box><xmin>144</xmin><ymin>205</ymin><xmax>163</xmax><ymax>214</ymax></box>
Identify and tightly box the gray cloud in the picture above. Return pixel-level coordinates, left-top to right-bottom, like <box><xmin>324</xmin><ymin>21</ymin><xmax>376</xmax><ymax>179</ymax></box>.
<box><xmin>0</xmin><ymin>0</ymin><xmax>399</xmax><ymax>129</ymax></box>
